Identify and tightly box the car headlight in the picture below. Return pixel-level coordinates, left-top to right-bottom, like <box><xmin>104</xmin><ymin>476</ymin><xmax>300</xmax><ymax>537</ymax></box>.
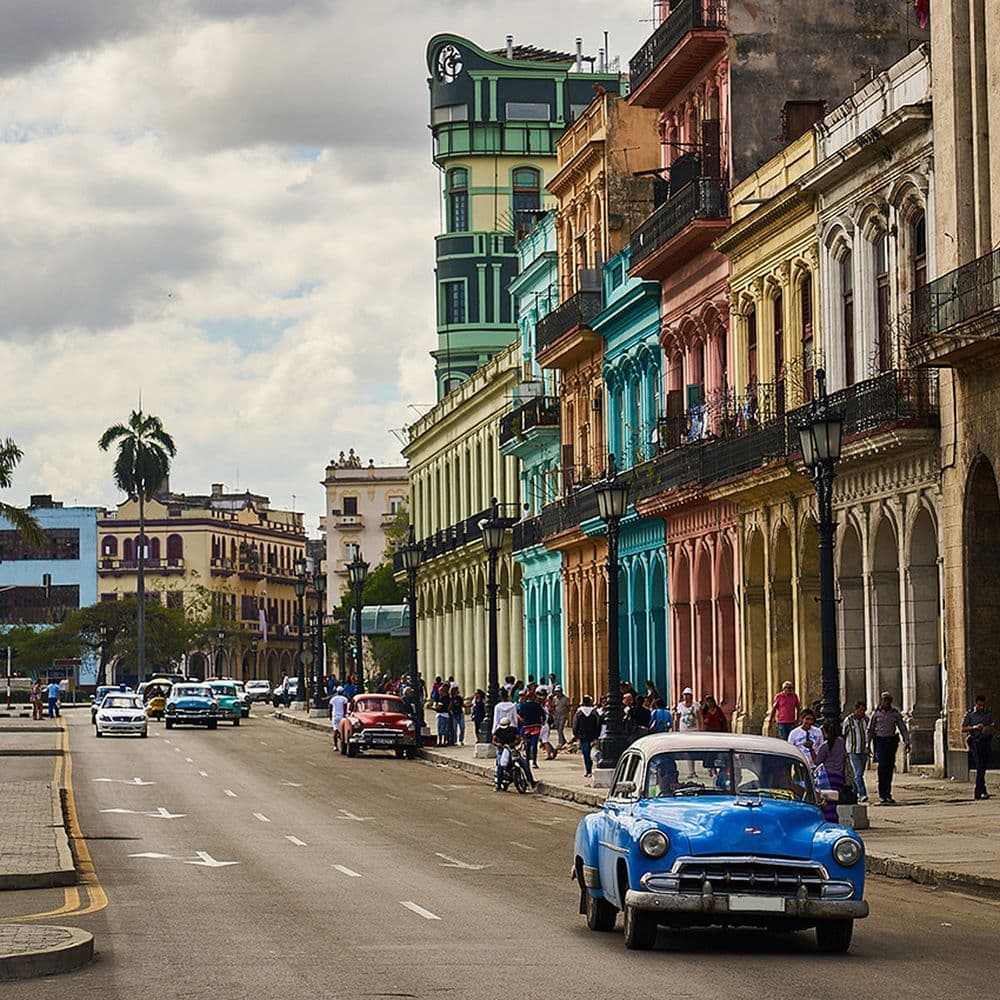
<box><xmin>352</xmin><ymin>719</ymin><xmax>362</xmax><ymax>730</ymax></box>
<box><xmin>209</xmin><ymin>703</ymin><xmax>219</xmax><ymax>714</ymax></box>
<box><xmin>639</xmin><ymin>829</ymin><xmax>670</xmax><ymax>859</ymax></box>
<box><xmin>404</xmin><ymin>721</ymin><xmax>415</xmax><ymax>731</ymax></box>
<box><xmin>133</xmin><ymin>716</ymin><xmax>146</xmax><ymax>723</ymax></box>
<box><xmin>166</xmin><ymin>704</ymin><xmax>176</xmax><ymax>713</ymax></box>
<box><xmin>833</xmin><ymin>836</ymin><xmax>862</xmax><ymax>867</ymax></box>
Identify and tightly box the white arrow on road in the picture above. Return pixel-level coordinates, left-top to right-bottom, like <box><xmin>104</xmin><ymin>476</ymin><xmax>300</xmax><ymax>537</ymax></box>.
<box><xmin>186</xmin><ymin>851</ymin><xmax>239</xmax><ymax>868</ymax></box>
<box><xmin>93</xmin><ymin>777</ymin><xmax>155</xmax><ymax>785</ymax></box>
<box><xmin>101</xmin><ymin>806</ymin><xmax>185</xmax><ymax>819</ymax></box>
<box><xmin>435</xmin><ymin>852</ymin><xmax>490</xmax><ymax>871</ymax></box>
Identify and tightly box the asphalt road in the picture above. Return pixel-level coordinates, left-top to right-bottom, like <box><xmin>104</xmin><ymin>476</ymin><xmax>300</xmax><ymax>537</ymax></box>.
<box><xmin>8</xmin><ymin>709</ymin><xmax>1000</xmax><ymax>999</ymax></box>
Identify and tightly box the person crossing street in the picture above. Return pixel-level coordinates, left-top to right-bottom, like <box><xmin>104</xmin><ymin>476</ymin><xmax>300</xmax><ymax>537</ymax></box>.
<box><xmin>962</xmin><ymin>695</ymin><xmax>994</xmax><ymax>800</ymax></box>
<box><xmin>867</xmin><ymin>692</ymin><xmax>910</xmax><ymax>804</ymax></box>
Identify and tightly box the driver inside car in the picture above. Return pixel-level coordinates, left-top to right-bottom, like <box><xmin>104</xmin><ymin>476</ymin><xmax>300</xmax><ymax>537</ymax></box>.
<box><xmin>649</xmin><ymin>756</ymin><xmax>682</xmax><ymax>797</ymax></box>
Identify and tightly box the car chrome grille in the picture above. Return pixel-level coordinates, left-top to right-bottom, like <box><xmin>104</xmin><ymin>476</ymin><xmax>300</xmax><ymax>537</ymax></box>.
<box><xmin>667</xmin><ymin>857</ymin><xmax>828</xmax><ymax>899</ymax></box>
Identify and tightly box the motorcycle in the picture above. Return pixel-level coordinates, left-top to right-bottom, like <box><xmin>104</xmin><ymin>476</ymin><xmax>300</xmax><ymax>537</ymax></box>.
<box><xmin>497</xmin><ymin>743</ymin><xmax>531</xmax><ymax>794</ymax></box>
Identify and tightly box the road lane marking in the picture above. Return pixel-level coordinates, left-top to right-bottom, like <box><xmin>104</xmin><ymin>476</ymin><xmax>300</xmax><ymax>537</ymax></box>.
<box><xmin>280</xmin><ymin>781</ymin><xmax>302</xmax><ymax>787</ymax></box>
<box><xmin>400</xmin><ymin>901</ymin><xmax>441</xmax><ymax>921</ymax></box>
<box><xmin>337</xmin><ymin>809</ymin><xmax>372</xmax><ymax>822</ymax></box>
<box><xmin>509</xmin><ymin>841</ymin><xmax>536</xmax><ymax>850</ymax></box>
<box><xmin>286</xmin><ymin>835</ymin><xmax>307</xmax><ymax>846</ymax></box>
<box><xmin>224</xmin><ymin>789</ymin><xmax>237</xmax><ymax>798</ymax></box>
<box><xmin>100</xmin><ymin>807</ymin><xmax>185</xmax><ymax>819</ymax></box>
<box><xmin>164</xmin><ymin>739</ymin><xmax>172</xmax><ymax>744</ymax></box>
<box><xmin>253</xmin><ymin>812</ymin><xmax>271</xmax><ymax>823</ymax></box>
<box><xmin>185</xmin><ymin>757</ymin><xmax>194</xmax><ymax>763</ymax></box>
<box><xmin>130</xmin><ymin>851</ymin><xmax>240</xmax><ymax>867</ymax></box>
<box><xmin>92</xmin><ymin>777</ymin><xmax>155</xmax><ymax>785</ymax></box>
<box><xmin>385</xmin><ymin>793</ymin><xmax>401</xmax><ymax>800</ymax></box>
<box><xmin>445</xmin><ymin>818</ymin><xmax>468</xmax><ymax>828</ymax></box>
<box><xmin>174</xmin><ymin>748</ymin><xmax>182</xmax><ymax>752</ymax></box>
<box><xmin>332</xmin><ymin>865</ymin><xmax>362</xmax><ymax>878</ymax></box>
<box><xmin>187</xmin><ymin>851</ymin><xmax>239</xmax><ymax>868</ymax></box>
<box><xmin>199</xmin><ymin>771</ymin><xmax>209</xmax><ymax>778</ymax></box>
<box><xmin>435</xmin><ymin>853</ymin><xmax>489</xmax><ymax>871</ymax></box>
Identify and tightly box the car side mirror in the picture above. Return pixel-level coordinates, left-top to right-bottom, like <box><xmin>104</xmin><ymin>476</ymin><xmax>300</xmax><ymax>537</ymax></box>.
<box><xmin>819</xmin><ymin>789</ymin><xmax>839</xmax><ymax>803</ymax></box>
<box><xmin>613</xmin><ymin>780</ymin><xmax>637</xmax><ymax>798</ymax></box>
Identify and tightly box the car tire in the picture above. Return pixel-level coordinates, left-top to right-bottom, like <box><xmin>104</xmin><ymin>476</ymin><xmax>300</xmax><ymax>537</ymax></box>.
<box><xmin>394</xmin><ymin>748</ymin><xmax>405</xmax><ymax>759</ymax></box>
<box><xmin>95</xmin><ymin>729</ymin><xmax>103</xmax><ymax>738</ymax></box>
<box><xmin>233</xmin><ymin>717</ymin><xmax>240</xmax><ymax>727</ymax></box>
<box><xmin>207</xmin><ymin>720</ymin><xmax>218</xmax><ymax>730</ymax></box>
<box><xmin>513</xmin><ymin>767</ymin><xmax>528</xmax><ymax>794</ymax></box>
<box><xmin>623</xmin><ymin>903</ymin><xmax>657</xmax><ymax>951</ymax></box>
<box><xmin>165</xmin><ymin>720</ymin><xmax>173</xmax><ymax>730</ymax></box>
<box><xmin>585</xmin><ymin>891</ymin><xmax>617</xmax><ymax>932</ymax></box>
<box><xmin>346</xmin><ymin>742</ymin><xmax>358</xmax><ymax>757</ymax></box>
<box><xmin>815</xmin><ymin>919</ymin><xmax>854</xmax><ymax>953</ymax></box>
<box><xmin>140</xmin><ymin>730</ymin><xmax>148</xmax><ymax>739</ymax></box>
<box><xmin>405</xmin><ymin>748</ymin><xmax>416</xmax><ymax>760</ymax></box>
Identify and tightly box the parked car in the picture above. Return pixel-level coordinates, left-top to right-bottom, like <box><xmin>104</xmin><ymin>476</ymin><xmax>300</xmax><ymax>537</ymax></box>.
<box><xmin>232</xmin><ymin>681</ymin><xmax>251</xmax><ymax>717</ymax></box>
<box><xmin>573</xmin><ymin>733</ymin><xmax>868</xmax><ymax>953</ymax></box>
<box><xmin>337</xmin><ymin>694</ymin><xmax>418</xmax><ymax>758</ymax></box>
<box><xmin>206</xmin><ymin>681</ymin><xmax>244</xmax><ymax>726</ymax></box>
<box><xmin>164</xmin><ymin>684</ymin><xmax>219</xmax><ymax>730</ymax></box>
<box><xmin>94</xmin><ymin>693</ymin><xmax>148</xmax><ymax>738</ymax></box>
<box><xmin>245</xmin><ymin>679</ymin><xmax>271</xmax><ymax>704</ymax></box>
<box><xmin>91</xmin><ymin>685</ymin><xmax>131</xmax><ymax>725</ymax></box>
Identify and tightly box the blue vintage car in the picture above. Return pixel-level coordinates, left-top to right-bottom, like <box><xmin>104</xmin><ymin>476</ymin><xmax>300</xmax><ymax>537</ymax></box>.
<box><xmin>164</xmin><ymin>683</ymin><xmax>219</xmax><ymax>730</ymax></box>
<box><xmin>574</xmin><ymin>733</ymin><xmax>868</xmax><ymax>953</ymax></box>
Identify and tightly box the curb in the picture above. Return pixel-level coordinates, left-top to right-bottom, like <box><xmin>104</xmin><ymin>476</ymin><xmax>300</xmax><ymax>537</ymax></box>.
<box><xmin>0</xmin><ymin>925</ymin><xmax>94</xmax><ymax>981</ymax></box>
<box><xmin>0</xmin><ymin>785</ymin><xmax>77</xmax><ymax>891</ymax></box>
<box><xmin>273</xmin><ymin>711</ymin><xmax>330</xmax><ymax>734</ymax></box>
<box><xmin>0</xmin><ymin>749</ymin><xmax>64</xmax><ymax>757</ymax></box>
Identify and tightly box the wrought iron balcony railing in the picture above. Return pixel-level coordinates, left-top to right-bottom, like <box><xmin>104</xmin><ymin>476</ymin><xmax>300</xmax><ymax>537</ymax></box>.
<box><xmin>628</xmin><ymin>0</ymin><xmax>728</xmax><ymax>93</ymax></box>
<box><xmin>630</xmin><ymin>178</ymin><xmax>727</xmax><ymax>268</ymax></box>
<box><xmin>909</xmin><ymin>247</ymin><xmax>1000</xmax><ymax>349</ymax></box>
<box><xmin>499</xmin><ymin>395</ymin><xmax>560</xmax><ymax>447</ymax></box>
<box><xmin>535</xmin><ymin>290</ymin><xmax>604</xmax><ymax>357</ymax></box>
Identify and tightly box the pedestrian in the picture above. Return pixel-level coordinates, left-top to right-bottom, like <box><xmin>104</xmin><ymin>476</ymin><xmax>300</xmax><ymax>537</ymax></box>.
<box><xmin>330</xmin><ymin>686</ymin><xmax>349</xmax><ymax>749</ymax></box>
<box><xmin>842</xmin><ymin>701</ymin><xmax>870</xmax><ymax>802</ymax></box>
<box><xmin>492</xmin><ymin>718</ymin><xmax>534</xmax><ymax>791</ymax></box>
<box><xmin>492</xmin><ymin>686</ymin><xmax>519</xmax><ymax>732</ymax></box>
<box><xmin>470</xmin><ymin>689</ymin><xmax>486</xmax><ymax>739</ymax></box>
<box><xmin>572</xmin><ymin>695</ymin><xmax>601</xmax><ymax>778</ymax></box>
<box><xmin>519</xmin><ymin>688</ymin><xmax>546</xmax><ymax>766</ymax></box>
<box><xmin>788</xmin><ymin>708</ymin><xmax>825</xmax><ymax>756</ymax></box>
<box><xmin>550</xmin><ymin>685</ymin><xmax>570</xmax><ymax>745</ymax></box>
<box><xmin>450</xmin><ymin>686</ymin><xmax>466</xmax><ymax>746</ymax></box>
<box><xmin>962</xmin><ymin>695</ymin><xmax>994</xmax><ymax>800</ymax></box>
<box><xmin>867</xmin><ymin>692</ymin><xmax>910</xmax><ymax>805</ymax></box>
<box><xmin>648</xmin><ymin>698</ymin><xmax>673</xmax><ymax>733</ymax></box>
<box><xmin>279</xmin><ymin>672</ymin><xmax>291</xmax><ymax>707</ymax></box>
<box><xmin>540</xmin><ymin>710</ymin><xmax>557</xmax><ymax>760</ymax></box>
<box><xmin>675</xmin><ymin>687</ymin><xmax>700</xmax><ymax>733</ymax></box>
<box><xmin>432</xmin><ymin>684</ymin><xmax>452</xmax><ymax>747</ymax></box>
<box><xmin>623</xmin><ymin>692</ymin><xmax>651</xmax><ymax>743</ymax></box>
<box><xmin>30</xmin><ymin>679</ymin><xmax>44</xmax><ymax>721</ymax></box>
<box><xmin>767</xmin><ymin>680</ymin><xmax>801</xmax><ymax>741</ymax></box>
<box><xmin>46</xmin><ymin>678</ymin><xmax>61</xmax><ymax>718</ymax></box>
<box><xmin>700</xmin><ymin>695</ymin><xmax>729</xmax><ymax>732</ymax></box>
<box><xmin>547</xmin><ymin>672</ymin><xmax>558</xmax><ymax>693</ymax></box>
<box><xmin>643</xmin><ymin>680</ymin><xmax>660</xmax><ymax>709</ymax></box>
<box><xmin>809</xmin><ymin>718</ymin><xmax>848</xmax><ymax>821</ymax></box>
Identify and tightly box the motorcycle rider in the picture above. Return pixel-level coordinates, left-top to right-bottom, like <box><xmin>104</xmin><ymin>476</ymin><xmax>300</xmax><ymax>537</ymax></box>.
<box><xmin>492</xmin><ymin>717</ymin><xmax>535</xmax><ymax>792</ymax></box>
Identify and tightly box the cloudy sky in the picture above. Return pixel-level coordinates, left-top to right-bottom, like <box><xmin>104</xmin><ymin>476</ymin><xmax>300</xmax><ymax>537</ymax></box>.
<box><xmin>1</xmin><ymin>0</ymin><xmax>650</xmax><ymax>534</ymax></box>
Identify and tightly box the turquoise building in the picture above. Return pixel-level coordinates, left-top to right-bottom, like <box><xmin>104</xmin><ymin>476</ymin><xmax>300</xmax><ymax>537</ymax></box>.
<box><xmin>594</xmin><ymin>249</ymin><xmax>670</xmax><ymax>699</ymax></box>
<box><xmin>503</xmin><ymin>212</ymin><xmax>564</xmax><ymax>683</ymax></box>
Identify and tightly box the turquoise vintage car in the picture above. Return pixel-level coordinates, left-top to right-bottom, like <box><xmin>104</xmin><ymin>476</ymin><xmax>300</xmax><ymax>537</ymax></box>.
<box><xmin>206</xmin><ymin>681</ymin><xmax>243</xmax><ymax>727</ymax></box>
<box><xmin>574</xmin><ymin>733</ymin><xmax>868</xmax><ymax>953</ymax></box>
<box><xmin>164</xmin><ymin>684</ymin><xmax>219</xmax><ymax>730</ymax></box>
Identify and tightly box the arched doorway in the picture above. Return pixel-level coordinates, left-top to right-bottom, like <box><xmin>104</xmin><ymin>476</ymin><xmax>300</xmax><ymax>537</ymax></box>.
<box><xmin>872</xmin><ymin>515</ymin><xmax>902</xmax><ymax>702</ymax></box>
<box><xmin>798</xmin><ymin>518</ymin><xmax>822</xmax><ymax>703</ymax></box>
<box><xmin>839</xmin><ymin>521</ymin><xmax>866</xmax><ymax>709</ymax></box>
<box><xmin>649</xmin><ymin>555</ymin><xmax>668</xmax><ymax>703</ymax></box>
<box><xmin>771</xmin><ymin>524</ymin><xmax>794</xmax><ymax>694</ymax></box>
<box><xmin>744</xmin><ymin>528</ymin><xmax>767</xmax><ymax>730</ymax></box>
<box><xmin>631</xmin><ymin>560</ymin><xmax>648</xmax><ymax>692</ymax></box>
<box><xmin>693</xmin><ymin>544</ymin><xmax>713</xmax><ymax>700</ymax></box>
<box><xmin>908</xmin><ymin>505</ymin><xmax>941</xmax><ymax>764</ymax></box>
<box><xmin>670</xmin><ymin>547</ymin><xmax>693</xmax><ymax>697</ymax></box>
<box><xmin>964</xmin><ymin>458</ymin><xmax>1000</xmax><ymax>738</ymax></box>
<box><xmin>715</xmin><ymin>536</ymin><xmax>737</xmax><ymax>715</ymax></box>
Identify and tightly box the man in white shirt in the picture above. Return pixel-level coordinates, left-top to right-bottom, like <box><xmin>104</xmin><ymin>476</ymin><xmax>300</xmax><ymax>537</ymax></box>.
<box><xmin>330</xmin><ymin>687</ymin><xmax>349</xmax><ymax>749</ymax></box>
<box><xmin>787</xmin><ymin>709</ymin><xmax>826</xmax><ymax>757</ymax></box>
<box><xmin>492</xmin><ymin>688</ymin><xmax>519</xmax><ymax>732</ymax></box>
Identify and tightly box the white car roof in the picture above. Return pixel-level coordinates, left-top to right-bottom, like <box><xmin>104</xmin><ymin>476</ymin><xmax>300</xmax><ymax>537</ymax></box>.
<box><xmin>630</xmin><ymin>732</ymin><xmax>810</xmax><ymax>765</ymax></box>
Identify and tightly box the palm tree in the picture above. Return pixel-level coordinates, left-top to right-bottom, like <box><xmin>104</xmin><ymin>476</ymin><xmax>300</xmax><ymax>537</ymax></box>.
<box><xmin>99</xmin><ymin>410</ymin><xmax>176</xmax><ymax>680</ymax></box>
<box><xmin>0</xmin><ymin>438</ymin><xmax>44</xmax><ymax>548</ymax></box>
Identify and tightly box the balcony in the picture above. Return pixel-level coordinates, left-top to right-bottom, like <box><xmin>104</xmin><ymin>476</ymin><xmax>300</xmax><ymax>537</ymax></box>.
<box><xmin>499</xmin><ymin>395</ymin><xmax>560</xmax><ymax>449</ymax></box>
<box><xmin>210</xmin><ymin>557</ymin><xmax>235</xmax><ymax>577</ymax></box>
<box><xmin>630</xmin><ymin>178</ymin><xmax>727</xmax><ymax>280</ymax></box>
<box><xmin>512</xmin><ymin>516</ymin><xmax>544</xmax><ymax>552</ymax></box>
<box><xmin>535</xmin><ymin>290</ymin><xmax>604</xmax><ymax>363</ymax></box>
<box><xmin>628</xmin><ymin>0</ymin><xmax>728</xmax><ymax>109</ymax></box>
<box><xmin>98</xmin><ymin>557</ymin><xmax>185</xmax><ymax>575</ymax></box>
<box><xmin>909</xmin><ymin>248</ymin><xmax>1000</xmax><ymax>367</ymax></box>
<box><xmin>331</xmin><ymin>513</ymin><xmax>364</xmax><ymax>531</ymax></box>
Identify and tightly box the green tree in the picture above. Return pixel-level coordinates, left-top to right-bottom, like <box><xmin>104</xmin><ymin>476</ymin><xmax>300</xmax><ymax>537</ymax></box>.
<box><xmin>0</xmin><ymin>438</ymin><xmax>44</xmax><ymax>547</ymax></box>
<box><xmin>98</xmin><ymin>410</ymin><xmax>176</xmax><ymax>680</ymax></box>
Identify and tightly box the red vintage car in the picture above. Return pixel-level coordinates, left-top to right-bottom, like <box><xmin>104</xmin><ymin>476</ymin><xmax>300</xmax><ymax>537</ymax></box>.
<box><xmin>337</xmin><ymin>694</ymin><xmax>418</xmax><ymax>758</ymax></box>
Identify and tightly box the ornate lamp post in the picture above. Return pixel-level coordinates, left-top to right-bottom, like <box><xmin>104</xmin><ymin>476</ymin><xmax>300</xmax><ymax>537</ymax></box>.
<box><xmin>595</xmin><ymin>455</ymin><xmax>631</xmax><ymax>777</ymax></box>
<box><xmin>250</xmin><ymin>636</ymin><xmax>259</xmax><ymax>681</ymax></box>
<box><xmin>399</xmin><ymin>525</ymin><xmax>424</xmax><ymax>736</ymax></box>
<box><xmin>478</xmin><ymin>498</ymin><xmax>508</xmax><ymax>745</ymax></box>
<box><xmin>795</xmin><ymin>370</ymin><xmax>845</xmax><ymax>722</ymax></box>
<box><xmin>347</xmin><ymin>552</ymin><xmax>369</xmax><ymax>692</ymax></box>
<box><xmin>215</xmin><ymin>629</ymin><xmax>226</xmax><ymax>679</ymax></box>
<box><xmin>293</xmin><ymin>555</ymin><xmax>308</xmax><ymax>707</ymax></box>
<box><xmin>312</xmin><ymin>569</ymin><xmax>327</xmax><ymax>708</ymax></box>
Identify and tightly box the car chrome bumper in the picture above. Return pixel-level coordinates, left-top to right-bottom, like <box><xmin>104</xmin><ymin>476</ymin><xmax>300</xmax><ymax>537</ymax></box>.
<box><xmin>624</xmin><ymin>890</ymin><xmax>868</xmax><ymax>920</ymax></box>
<box><xmin>98</xmin><ymin>724</ymin><xmax>147</xmax><ymax>733</ymax></box>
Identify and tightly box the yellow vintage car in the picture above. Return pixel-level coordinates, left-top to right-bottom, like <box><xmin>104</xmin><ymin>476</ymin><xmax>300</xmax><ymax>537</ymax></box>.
<box><xmin>143</xmin><ymin>679</ymin><xmax>174</xmax><ymax>720</ymax></box>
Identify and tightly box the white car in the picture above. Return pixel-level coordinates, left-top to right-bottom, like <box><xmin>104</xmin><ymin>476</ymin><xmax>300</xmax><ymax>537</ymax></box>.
<box><xmin>95</xmin><ymin>693</ymin><xmax>148</xmax><ymax>738</ymax></box>
<box><xmin>245</xmin><ymin>679</ymin><xmax>272</xmax><ymax>703</ymax></box>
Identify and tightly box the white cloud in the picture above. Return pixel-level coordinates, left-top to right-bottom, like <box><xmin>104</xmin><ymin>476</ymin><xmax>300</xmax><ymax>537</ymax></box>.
<box><xmin>0</xmin><ymin>0</ymin><xmax>649</xmax><ymax>533</ymax></box>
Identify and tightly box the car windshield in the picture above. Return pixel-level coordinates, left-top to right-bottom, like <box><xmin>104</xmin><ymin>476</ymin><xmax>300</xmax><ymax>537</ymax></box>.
<box><xmin>643</xmin><ymin>751</ymin><xmax>817</xmax><ymax>804</ymax></box>
<box><xmin>102</xmin><ymin>697</ymin><xmax>141</xmax><ymax>710</ymax></box>
<box><xmin>354</xmin><ymin>698</ymin><xmax>403</xmax><ymax>713</ymax></box>
<box><xmin>247</xmin><ymin>682</ymin><xmax>268</xmax><ymax>689</ymax></box>
<box><xmin>211</xmin><ymin>685</ymin><xmax>237</xmax><ymax>697</ymax></box>
<box><xmin>174</xmin><ymin>686</ymin><xmax>212</xmax><ymax>699</ymax></box>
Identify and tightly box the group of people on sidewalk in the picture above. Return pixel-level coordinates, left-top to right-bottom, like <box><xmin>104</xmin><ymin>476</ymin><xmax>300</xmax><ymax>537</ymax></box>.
<box><xmin>28</xmin><ymin>679</ymin><xmax>63</xmax><ymax>720</ymax></box>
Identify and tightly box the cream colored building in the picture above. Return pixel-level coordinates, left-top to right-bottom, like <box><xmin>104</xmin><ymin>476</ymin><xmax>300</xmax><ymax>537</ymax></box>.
<box><xmin>322</xmin><ymin>452</ymin><xmax>408</xmax><ymax>611</ymax></box>
<box><xmin>98</xmin><ymin>485</ymin><xmax>306</xmax><ymax>682</ymax></box>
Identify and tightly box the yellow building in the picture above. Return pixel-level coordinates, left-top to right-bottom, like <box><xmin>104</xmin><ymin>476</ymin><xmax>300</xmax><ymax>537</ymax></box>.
<box><xmin>97</xmin><ymin>485</ymin><xmax>307</xmax><ymax>683</ymax></box>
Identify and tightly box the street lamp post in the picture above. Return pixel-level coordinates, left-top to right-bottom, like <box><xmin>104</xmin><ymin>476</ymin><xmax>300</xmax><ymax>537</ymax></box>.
<box><xmin>795</xmin><ymin>369</ymin><xmax>845</xmax><ymax>723</ymax></box>
<box><xmin>216</xmin><ymin>629</ymin><xmax>226</xmax><ymax>679</ymax></box>
<box><xmin>250</xmin><ymin>636</ymin><xmax>259</xmax><ymax>681</ymax></box>
<box><xmin>347</xmin><ymin>552</ymin><xmax>369</xmax><ymax>692</ymax></box>
<box><xmin>478</xmin><ymin>498</ymin><xmax>507</xmax><ymax>746</ymax></box>
<box><xmin>400</xmin><ymin>525</ymin><xmax>424</xmax><ymax>737</ymax></box>
<box><xmin>312</xmin><ymin>569</ymin><xmax>327</xmax><ymax>709</ymax></box>
<box><xmin>595</xmin><ymin>455</ymin><xmax>631</xmax><ymax>777</ymax></box>
<box><xmin>294</xmin><ymin>555</ymin><xmax>308</xmax><ymax>708</ymax></box>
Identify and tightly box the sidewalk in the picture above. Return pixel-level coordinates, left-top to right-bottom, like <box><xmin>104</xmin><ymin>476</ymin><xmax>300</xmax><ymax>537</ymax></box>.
<box><xmin>272</xmin><ymin>710</ymin><xmax>1000</xmax><ymax>897</ymax></box>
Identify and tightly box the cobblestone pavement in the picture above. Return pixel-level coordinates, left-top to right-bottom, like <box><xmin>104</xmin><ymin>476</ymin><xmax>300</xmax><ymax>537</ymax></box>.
<box><xmin>0</xmin><ymin>924</ymin><xmax>75</xmax><ymax>956</ymax></box>
<box><xmin>0</xmin><ymin>781</ymin><xmax>75</xmax><ymax>886</ymax></box>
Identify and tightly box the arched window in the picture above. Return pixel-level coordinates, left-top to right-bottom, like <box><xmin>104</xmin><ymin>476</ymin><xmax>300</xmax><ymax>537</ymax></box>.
<box><xmin>513</xmin><ymin>167</ymin><xmax>540</xmax><ymax>237</ymax></box>
<box><xmin>874</xmin><ymin>231</ymin><xmax>891</xmax><ymax>372</ymax></box>
<box><xmin>773</xmin><ymin>290</ymin><xmax>785</xmax><ymax>415</ymax></box>
<box><xmin>148</xmin><ymin>537</ymin><xmax>160</xmax><ymax>561</ymax></box>
<box><xmin>166</xmin><ymin>534</ymin><xmax>183</xmax><ymax>562</ymax></box>
<box><xmin>841</xmin><ymin>253</ymin><xmax>855</xmax><ymax>385</ymax></box>
<box><xmin>911</xmin><ymin>211</ymin><xmax>927</xmax><ymax>289</ymax></box>
<box><xmin>123</xmin><ymin>538</ymin><xmax>134</xmax><ymax>562</ymax></box>
<box><xmin>447</xmin><ymin>168</ymin><xmax>468</xmax><ymax>233</ymax></box>
<box><xmin>102</xmin><ymin>536</ymin><xmax>118</xmax><ymax>557</ymax></box>
<box><xmin>800</xmin><ymin>273</ymin><xmax>814</xmax><ymax>401</ymax></box>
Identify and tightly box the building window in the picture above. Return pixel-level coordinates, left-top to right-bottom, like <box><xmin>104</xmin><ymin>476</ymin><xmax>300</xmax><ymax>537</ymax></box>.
<box><xmin>0</xmin><ymin>528</ymin><xmax>80</xmax><ymax>562</ymax></box>
<box><xmin>841</xmin><ymin>252</ymin><xmax>855</xmax><ymax>386</ymax></box>
<box><xmin>388</xmin><ymin>496</ymin><xmax>404</xmax><ymax>514</ymax></box>
<box><xmin>166</xmin><ymin>534</ymin><xmax>183</xmax><ymax>561</ymax></box>
<box><xmin>569</xmin><ymin>103</ymin><xmax>590</xmax><ymax>122</ymax></box>
<box><xmin>874</xmin><ymin>233</ymin><xmax>891</xmax><ymax>373</ymax></box>
<box><xmin>344</xmin><ymin>542</ymin><xmax>360</xmax><ymax>563</ymax></box>
<box><xmin>102</xmin><ymin>536</ymin><xmax>117</xmax><ymax>557</ymax></box>
<box><xmin>166</xmin><ymin>591</ymin><xmax>184</xmax><ymax>610</ymax></box>
<box><xmin>431</xmin><ymin>104</ymin><xmax>469</xmax><ymax>125</ymax></box>
<box><xmin>447</xmin><ymin>168</ymin><xmax>468</xmax><ymax>232</ymax></box>
<box><xmin>773</xmin><ymin>290</ymin><xmax>785</xmax><ymax>415</ymax></box>
<box><xmin>443</xmin><ymin>281</ymin><xmax>466</xmax><ymax>325</ymax></box>
<box><xmin>342</xmin><ymin>496</ymin><xmax>358</xmax><ymax>516</ymax></box>
<box><xmin>800</xmin><ymin>273</ymin><xmax>814</xmax><ymax>401</ymax></box>
<box><xmin>442</xmin><ymin>375</ymin><xmax>463</xmax><ymax>396</ymax></box>
<box><xmin>747</xmin><ymin>305</ymin><xmax>758</xmax><ymax>390</ymax></box>
<box><xmin>513</xmin><ymin>167</ymin><xmax>541</xmax><ymax>238</ymax></box>
<box><xmin>912</xmin><ymin>212</ymin><xmax>927</xmax><ymax>290</ymax></box>
<box><xmin>505</xmin><ymin>102</ymin><xmax>550</xmax><ymax>121</ymax></box>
